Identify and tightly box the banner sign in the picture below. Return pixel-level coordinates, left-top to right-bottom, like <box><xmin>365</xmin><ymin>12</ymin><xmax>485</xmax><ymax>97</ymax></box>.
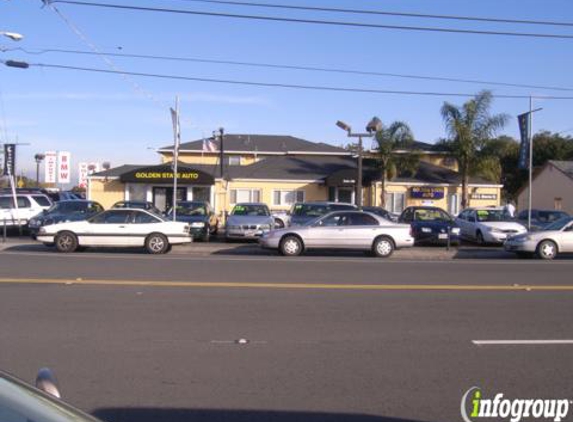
<box><xmin>470</xmin><ymin>193</ymin><xmax>498</xmax><ymax>200</ymax></box>
<box><xmin>57</xmin><ymin>151</ymin><xmax>71</xmax><ymax>184</ymax></box>
<box><xmin>3</xmin><ymin>144</ymin><xmax>15</xmax><ymax>176</ymax></box>
<box><xmin>78</xmin><ymin>162</ymin><xmax>89</xmax><ymax>188</ymax></box>
<box><xmin>120</xmin><ymin>165</ymin><xmax>214</xmax><ymax>185</ymax></box>
<box><xmin>44</xmin><ymin>151</ymin><xmax>57</xmax><ymax>184</ymax></box>
<box><xmin>517</xmin><ymin>112</ymin><xmax>530</xmax><ymax>170</ymax></box>
<box><xmin>410</xmin><ymin>186</ymin><xmax>445</xmax><ymax>199</ymax></box>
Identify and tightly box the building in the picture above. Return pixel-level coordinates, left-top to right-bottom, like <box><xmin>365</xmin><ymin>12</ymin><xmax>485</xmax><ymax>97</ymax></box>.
<box><xmin>88</xmin><ymin>133</ymin><xmax>502</xmax><ymax>217</ymax></box>
<box><xmin>517</xmin><ymin>160</ymin><xmax>573</xmax><ymax>214</ymax></box>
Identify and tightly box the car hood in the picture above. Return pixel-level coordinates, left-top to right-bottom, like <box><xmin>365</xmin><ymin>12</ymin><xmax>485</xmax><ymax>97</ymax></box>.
<box><xmin>479</xmin><ymin>221</ymin><xmax>526</xmax><ymax>231</ymax></box>
<box><xmin>170</xmin><ymin>215</ymin><xmax>208</xmax><ymax>223</ymax></box>
<box><xmin>411</xmin><ymin>220</ymin><xmax>458</xmax><ymax>230</ymax></box>
<box><xmin>227</xmin><ymin>215</ymin><xmax>274</xmax><ymax>225</ymax></box>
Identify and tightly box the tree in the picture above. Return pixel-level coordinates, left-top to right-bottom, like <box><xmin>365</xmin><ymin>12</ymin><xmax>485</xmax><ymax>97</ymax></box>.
<box><xmin>440</xmin><ymin>90</ymin><xmax>509</xmax><ymax>208</ymax></box>
<box><xmin>374</xmin><ymin>120</ymin><xmax>417</xmax><ymax>208</ymax></box>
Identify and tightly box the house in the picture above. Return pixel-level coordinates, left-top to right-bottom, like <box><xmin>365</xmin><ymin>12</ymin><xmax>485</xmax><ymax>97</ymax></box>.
<box><xmin>517</xmin><ymin>160</ymin><xmax>573</xmax><ymax>214</ymax></box>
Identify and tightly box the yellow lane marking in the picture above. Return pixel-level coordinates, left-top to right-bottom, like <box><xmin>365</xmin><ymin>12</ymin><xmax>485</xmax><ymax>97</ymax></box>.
<box><xmin>0</xmin><ymin>278</ymin><xmax>572</xmax><ymax>291</ymax></box>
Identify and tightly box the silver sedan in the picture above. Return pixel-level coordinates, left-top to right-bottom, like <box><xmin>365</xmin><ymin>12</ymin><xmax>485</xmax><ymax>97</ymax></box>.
<box><xmin>259</xmin><ymin>210</ymin><xmax>414</xmax><ymax>257</ymax></box>
<box><xmin>504</xmin><ymin>216</ymin><xmax>573</xmax><ymax>260</ymax></box>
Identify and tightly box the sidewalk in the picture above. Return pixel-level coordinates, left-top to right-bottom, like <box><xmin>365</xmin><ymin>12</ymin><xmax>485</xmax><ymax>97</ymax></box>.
<box><xmin>0</xmin><ymin>236</ymin><xmax>516</xmax><ymax>260</ymax></box>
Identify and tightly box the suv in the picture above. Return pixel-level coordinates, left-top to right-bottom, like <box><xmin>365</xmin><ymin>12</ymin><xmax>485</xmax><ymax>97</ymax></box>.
<box><xmin>0</xmin><ymin>193</ymin><xmax>53</xmax><ymax>228</ymax></box>
<box><xmin>288</xmin><ymin>202</ymin><xmax>357</xmax><ymax>226</ymax></box>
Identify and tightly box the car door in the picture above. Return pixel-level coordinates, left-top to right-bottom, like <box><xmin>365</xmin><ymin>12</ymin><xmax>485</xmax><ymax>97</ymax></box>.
<box><xmin>129</xmin><ymin>210</ymin><xmax>165</xmax><ymax>246</ymax></box>
<box><xmin>559</xmin><ymin>222</ymin><xmax>573</xmax><ymax>252</ymax></box>
<box><xmin>84</xmin><ymin>210</ymin><xmax>133</xmax><ymax>246</ymax></box>
<box><xmin>304</xmin><ymin>212</ymin><xmax>349</xmax><ymax>248</ymax></box>
<box><xmin>345</xmin><ymin>212</ymin><xmax>381</xmax><ymax>248</ymax></box>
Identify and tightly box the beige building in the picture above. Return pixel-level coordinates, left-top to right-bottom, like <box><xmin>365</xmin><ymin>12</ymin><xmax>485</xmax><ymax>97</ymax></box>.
<box><xmin>88</xmin><ymin>133</ymin><xmax>502</xmax><ymax>218</ymax></box>
<box><xmin>517</xmin><ymin>160</ymin><xmax>573</xmax><ymax>214</ymax></box>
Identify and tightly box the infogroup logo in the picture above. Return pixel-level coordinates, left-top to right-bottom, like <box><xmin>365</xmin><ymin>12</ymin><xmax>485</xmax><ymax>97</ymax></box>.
<box><xmin>461</xmin><ymin>387</ymin><xmax>571</xmax><ymax>422</ymax></box>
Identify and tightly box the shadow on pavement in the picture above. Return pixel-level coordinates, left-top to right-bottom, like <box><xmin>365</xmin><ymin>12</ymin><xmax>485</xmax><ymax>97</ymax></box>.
<box><xmin>93</xmin><ymin>407</ymin><xmax>429</xmax><ymax>422</ymax></box>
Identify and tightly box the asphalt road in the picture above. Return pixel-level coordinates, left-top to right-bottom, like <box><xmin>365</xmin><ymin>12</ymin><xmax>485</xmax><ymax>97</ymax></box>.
<box><xmin>1</xmin><ymin>250</ymin><xmax>572</xmax><ymax>422</ymax></box>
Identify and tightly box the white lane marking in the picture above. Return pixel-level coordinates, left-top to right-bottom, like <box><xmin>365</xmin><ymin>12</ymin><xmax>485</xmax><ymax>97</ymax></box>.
<box><xmin>473</xmin><ymin>340</ymin><xmax>573</xmax><ymax>345</ymax></box>
<box><xmin>3</xmin><ymin>250</ymin><xmax>573</xmax><ymax>265</ymax></box>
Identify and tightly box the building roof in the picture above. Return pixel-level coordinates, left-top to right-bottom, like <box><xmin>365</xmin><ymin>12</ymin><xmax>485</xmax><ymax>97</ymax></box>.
<box><xmin>160</xmin><ymin>134</ymin><xmax>349</xmax><ymax>155</ymax></box>
<box><xmin>550</xmin><ymin>160</ymin><xmax>573</xmax><ymax>181</ymax></box>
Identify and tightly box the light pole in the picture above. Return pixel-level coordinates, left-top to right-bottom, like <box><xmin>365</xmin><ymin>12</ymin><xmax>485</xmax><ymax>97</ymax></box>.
<box><xmin>0</xmin><ymin>31</ymin><xmax>24</xmax><ymax>41</ymax></box>
<box><xmin>336</xmin><ymin>118</ymin><xmax>381</xmax><ymax>208</ymax></box>
<box><xmin>34</xmin><ymin>153</ymin><xmax>45</xmax><ymax>186</ymax></box>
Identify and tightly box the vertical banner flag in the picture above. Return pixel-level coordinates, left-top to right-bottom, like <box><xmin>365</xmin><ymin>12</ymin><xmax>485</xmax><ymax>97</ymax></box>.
<box><xmin>44</xmin><ymin>151</ymin><xmax>58</xmax><ymax>183</ymax></box>
<box><xmin>87</xmin><ymin>163</ymin><xmax>100</xmax><ymax>174</ymax></box>
<box><xmin>57</xmin><ymin>151</ymin><xmax>71</xmax><ymax>184</ymax></box>
<box><xmin>3</xmin><ymin>144</ymin><xmax>16</xmax><ymax>176</ymax></box>
<box><xmin>517</xmin><ymin>112</ymin><xmax>530</xmax><ymax>170</ymax></box>
<box><xmin>78</xmin><ymin>162</ymin><xmax>89</xmax><ymax>188</ymax></box>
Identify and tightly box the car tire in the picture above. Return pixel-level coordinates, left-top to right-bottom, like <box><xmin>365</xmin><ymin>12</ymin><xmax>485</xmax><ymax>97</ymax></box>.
<box><xmin>202</xmin><ymin>228</ymin><xmax>210</xmax><ymax>243</ymax></box>
<box><xmin>145</xmin><ymin>233</ymin><xmax>169</xmax><ymax>254</ymax></box>
<box><xmin>476</xmin><ymin>231</ymin><xmax>485</xmax><ymax>245</ymax></box>
<box><xmin>372</xmin><ymin>236</ymin><xmax>394</xmax><ymax>258</ymax></box>
<box><xmin>536</xmin><ymin>240</ymin><xmax>558</xmax><ymax>260</ymax></box>
<box><xmin>280</xmin><ymin>235</ymin><xmax>303</xmax><ymax>256</ymax></box>
<box><xmin>55</xmin><ymin>231</ymin><xmax>78</xmax><ymax>253</ymax></box>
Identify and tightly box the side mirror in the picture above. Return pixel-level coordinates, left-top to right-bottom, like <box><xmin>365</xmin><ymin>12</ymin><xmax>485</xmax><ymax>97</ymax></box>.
<box><xmin>36</xmin><ymin>368</ymin><xmax>61</xmax><ymax>398</ymax></box>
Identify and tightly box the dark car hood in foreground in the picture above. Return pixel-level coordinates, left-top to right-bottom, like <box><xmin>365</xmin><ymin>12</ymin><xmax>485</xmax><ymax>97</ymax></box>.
<box><xmin>410</xmin><ymin>220</ymin><xmax>458</xmax><ymax>231</ymax></box>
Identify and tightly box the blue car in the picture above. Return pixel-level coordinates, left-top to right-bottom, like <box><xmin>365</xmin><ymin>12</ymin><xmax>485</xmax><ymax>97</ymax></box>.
<box><xmin>288</xmin><ymin>202</ymin><xmax>357</xmax><ymax>226</ymax></box>
<box><xmin>399</xmin><ymin>206</ymin><xmax>460</xmax><ymax>245</ymax></box>
<box><xmin>28</xmin><ymin>200</ymin><xmax>104</xmax><ymax>238</ymax></box>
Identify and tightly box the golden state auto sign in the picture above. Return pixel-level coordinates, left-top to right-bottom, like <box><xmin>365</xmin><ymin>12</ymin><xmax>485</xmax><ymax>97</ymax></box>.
<box><xmin>120</xmin><ymin>166</ymin><xmax>215</xmax><ymax>185</ymax></box>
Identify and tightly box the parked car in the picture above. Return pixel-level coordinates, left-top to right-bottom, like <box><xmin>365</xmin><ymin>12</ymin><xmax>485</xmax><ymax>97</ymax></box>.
<box><xmin>272</xmin><ymin>210</ymin><xmax>290</xmax><ymax>228</ymax></box>
<box><xmin>111</xmin><ymin>200</ymin><xmax>162</xmax><ymax>215</ymax></box>
<box><xmin>0</xmin><ymin>369</ymin><xmax>102</xmax><ymax>422</ymax></box>
<box><xmin>504</xmin><ymin>216</ymin><xmax>573</xmax><ymax>260</ymax></box>
<box><xmin>456</xmin><ymin>207</ymin><xmax>527</xmax><ymax>244</ymax></box>
<box><xmin>399</xmin><ymin>206</ymin><xmax>460</xmax><ymax>245</ymax></box>
<box><xmin>44</xmin><ymin>190</ymin><xmax>83</xmax><ymax>202</ymax></box>
<box><xmin>516</xmin><ymin>209</ymin><xmax>570</xmax><ymax>231</ymax></box>
<box><xmin>36</xmin><ymin>208</ymin><xmax>192</xmax><ymax>254</ymax></box>
<box><xmin>362</xmin><ymin>206</ymin><xmax>399</xmax><ymax>222</ymax></box>
<box><xmin>165</xmin><ymin>200</ymin><xmax>219</xmax><ymax>241</ymax></box>
<box><xmin>225</xmin><ymin>203</ymin><xmax>275</xmax><ymax>241</ymax></box>
<box><xmin>288</xmin><ymin>202</ymin><xmax>357</xmax><ymax>226</ymax></box>
<box><xmin>28</xmin><ymin>200</ymin><xmax>105</xmax><ymax>238</ymax></box>
<box><xmin>0</xmin><ymin>192</ymin><xmax>52</xmax><ymax>229</ymax></box>
<box><xmin>260</xmin><ymin>210</ymin><xmax>414</xmax><ymax>257</ymax></box>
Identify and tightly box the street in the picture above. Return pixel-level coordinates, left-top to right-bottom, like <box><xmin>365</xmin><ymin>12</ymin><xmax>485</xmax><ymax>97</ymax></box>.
<box><xmin>1</xmin><ymin>249</ymin><xmax>572</xmax><ymax>422</ymax></box>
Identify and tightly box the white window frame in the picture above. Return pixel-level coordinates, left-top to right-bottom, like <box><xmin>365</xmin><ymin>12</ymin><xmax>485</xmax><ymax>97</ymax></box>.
<box><xmin>230</xmin><ymin>188</ymin><xmax>261</xmax><ymax>204</ymax></box>
<box><xmin>228</xmin><ymin>156</ymin><xmax>242</xmax><ymax>166</ymax></box>
<box><xmin>272</xmin><ymin>189</ymin><xmax>305</xmax><ymax>206</ymax></box>
<box><xmin>384</xmin><ymin>192</ymin><xmax>405</xmax><ymax>214</ymax></box>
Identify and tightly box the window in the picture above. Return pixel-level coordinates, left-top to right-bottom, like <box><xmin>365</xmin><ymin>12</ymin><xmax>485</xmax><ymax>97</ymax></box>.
<box><xmin>128</xmin><ymin>184</ymin><xmax>147</xmax><ymax>202</ymax></box>
<box><xmin>272</xmin><ymin>190</ymin><xmax>305</xmax><ymax>206</ymax></box>
<box><xmin>230</xmin><ymin>189</ymin><xmax>261</xmax><ymax>204</ymax></box>
<box><xmin>31</xmin><ymin>195</ymin><xmax>52</xmax><ymax>207</ymax></box>
<box><xmin>319</xmin><ymin>213</ymin><xmax>346</xmax><ymax>227</ymax></box>
<box><xmin>133</xmin><ymin>211</ymin><xmax>160</xmax><ymax>224</ymax></box>
<box><xmin>90</xmin><ymin>210</ymin><xmax>131</xmax><ymax>224</ymax></box>
<box><xmin>228</xmin><ymin>156</ymin><xmax>241</xmax><ymax>166</ymax></box>
<box><xmin>192</xmin><ymin>187</ymin><xmax>210</xmax><ymax>202</ymax></box>
<box><xmin>16</xmin><ymin>197</ymin><xmax>31</xmax><ymax>208</ymax></box>
<box><xmin>448</xmin><ymin>194</ymin><xmax>460</xmax><ymax>216</ymax></box>
<box><xmin>384</xmin><ymin>192</ymin><xmax>405</xmax><ymax>214</ymax></box>
<box><xmin>349</xmin><ymin>213</ymin><xmax>378</xmax><ymax>226</ymax></box>
<box><xmin>0</xmin><ymin>197</ymin><xmax>13</xmax><ymax>209</ymax></box>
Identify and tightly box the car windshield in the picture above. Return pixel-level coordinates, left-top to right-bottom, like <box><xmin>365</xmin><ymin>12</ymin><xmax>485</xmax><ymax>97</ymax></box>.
<box><xmin>475</xmin><ymin>209</ymin><xmax>512</xmax><ymax>222</ymax></box>
<box><xmin>231</xmin><ymin>204</ymin><xmax>270</xmax><ymax>216</ymax></box>
<box><xmin>537</xmin><ymin>211</ymin><xmax>568</xmax><ymax>223</ymax></box>
<box><xmin>291</xmin><ymin>204</ymin><xmax>329</xmax><ymax>217</ymax></box>
<box><xmin>543</xmin><ymin>217</ymin><xmax>573</xmax><ymax>231</ymax></box>
<box><xmin>170</xmin><ymin>203</ymin><xmax>207</xmax><ymax>216</ymax></box>
<box><xmin>414</xmin><ymin>209</ymin><xmax>452</xmax><ymax>222</ymax></box>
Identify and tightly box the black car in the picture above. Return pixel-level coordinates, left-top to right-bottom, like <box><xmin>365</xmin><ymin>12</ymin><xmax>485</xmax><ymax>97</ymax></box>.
<box><xmin>111</xmin><ymin>201</ymin><xmax>162</xmax><ymax>215</ymax></box>
<box><xmin>27</xmin><ymin>200</ymin><xmax>104</xmax><ymax>238</ymax></box>
<box><xmin>165</xmin><ymin>201</ymin><xmax>219</xmax><ymax>241</ymax></box>
<box><xmin>289</xmin><ymin>202</ymin><xmax>357</xmax><ymax>226</ymax></box>
<box><xmin>399</xmin><ymin>206</ymin><xmax>460</xmax><ymax>245</ymax></box>
<box><xmin>362</xmin><ymin>206</ymin><xmax>399</xmax><ymax>222</ymax></box>
<box><xmin>516</xmin><ymin>209</ymin><xmax>570</xmax><ymax>231</ymax></box>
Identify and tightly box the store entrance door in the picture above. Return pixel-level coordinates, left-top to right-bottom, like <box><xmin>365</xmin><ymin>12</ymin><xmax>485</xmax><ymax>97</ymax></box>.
<box><xmin>153</xmin><ymin>187</ymin><xmax>186</xmax><ymax>212</ymax></box>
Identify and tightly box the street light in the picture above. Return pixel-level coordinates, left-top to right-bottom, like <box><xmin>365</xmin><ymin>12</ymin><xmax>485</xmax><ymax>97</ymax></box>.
<box><xmin>0</xmin><ymin>31</ymin><xmax>24</xmax><ymax>41</ymax></box>
<box><xmin>335</xmin><ymin>118</ymin><xmax>380</xmax><ymax>208</ymax></box>
<box><xmin>34</xmin><ymin>153</ymin><xmax>45</xmax><ymax>186</ymax></box>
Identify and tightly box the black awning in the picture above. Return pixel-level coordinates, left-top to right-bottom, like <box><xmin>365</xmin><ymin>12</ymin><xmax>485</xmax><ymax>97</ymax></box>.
<box><xmin>324</xmin><ymin>168</ymin><xmax>375</xmax><ymax>187</ymax></box>
<box><xmin>120</xmin><ymin>164</ymin><xmax>215</xmax><ymax>185</ymax></box>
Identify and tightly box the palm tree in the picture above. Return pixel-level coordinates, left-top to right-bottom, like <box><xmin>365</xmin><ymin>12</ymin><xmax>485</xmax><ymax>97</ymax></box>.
<box><xmin>440</xmin><ymin>90</ymin><xmax>508</xmax><ymax>209</ymax></box>
<box><xmin>374</xmin><ymin>120</ymin><xmax>417</xmax><ymax>209</ymax></box>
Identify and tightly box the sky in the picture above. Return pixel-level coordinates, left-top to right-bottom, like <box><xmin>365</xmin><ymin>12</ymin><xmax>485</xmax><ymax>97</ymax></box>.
<box><xmin>1</xmin><ymin>0</ymin><xmax>573</xmax><ymax>186</ymax></box>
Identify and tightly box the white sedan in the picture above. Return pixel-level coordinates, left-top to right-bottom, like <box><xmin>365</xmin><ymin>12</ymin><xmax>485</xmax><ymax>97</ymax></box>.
<box><xmin>504</xmin><ymin>217</ymin><xmax>573</xmax><ymax>259</ymax></box>
<box><xmin>455</xmin><ymin>207</ymin><xmax>527</xmax><ymax>244</ymax></box>
<box><xmin>36</xmin><ymin>208</ymin><xmax>192</xmax><ymax>254</ymax></box>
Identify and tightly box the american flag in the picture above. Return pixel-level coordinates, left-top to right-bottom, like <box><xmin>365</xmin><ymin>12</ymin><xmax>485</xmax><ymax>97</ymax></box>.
<box><xmin>202</xmin><ymin>138</ymin><xmax>218</xmax><ymax>152</ymax></box>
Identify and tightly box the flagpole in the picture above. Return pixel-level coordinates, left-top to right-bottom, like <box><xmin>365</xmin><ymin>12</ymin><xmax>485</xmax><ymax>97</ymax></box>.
<box><xmin>171</xmin><ymin>96</ymin><xmax>180</xmax><ymax>222</ymax></box>
<box><xmin>527</xmin><ymin>97</ymin><xmax>533</xmax><ymax>230</ymax></box>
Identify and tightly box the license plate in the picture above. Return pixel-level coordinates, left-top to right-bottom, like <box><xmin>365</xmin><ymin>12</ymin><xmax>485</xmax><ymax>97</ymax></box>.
<box><xmin>438</xmin><ymin>233</ymin><xmax>448</xmax><ymax>239</ymax></box>
<box><xmin>245</xmin><ymin>230</ymin><xmax>257</xmax><ymax>236</ymax></box>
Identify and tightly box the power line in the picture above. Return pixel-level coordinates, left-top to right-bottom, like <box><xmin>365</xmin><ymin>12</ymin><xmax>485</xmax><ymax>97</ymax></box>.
<box><xmin>5</xmin><ymin>59</ymin><xmax>573</xmax><ymax>100</ymax></box>
<box><xmin>5</xmin><ymin>45</ymin><xmax>573</xmax><ymax>93</ymax></box>
<box><xmin>165</xmin><ymin>0</ymin><xmax>573</xmax><ymax>28</ymax></box>
<box><xmin>47</xmin><ymin>0</ymin><xmax>573</xmax><ymax>40</ymax></box>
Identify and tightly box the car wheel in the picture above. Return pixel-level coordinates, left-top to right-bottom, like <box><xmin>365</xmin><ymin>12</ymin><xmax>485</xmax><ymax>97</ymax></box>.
<box><xmin>145</xmin><ymin>233</ymin><xmax>169</xmax><ymax>254</ymax></box>
<box><xmin>280</xmin><ymin>235</ymin><xmax>303</xmax><ymax>256</ymax></box>
<box><xmin>54</xmin><ymin>231</ymin><xmax>78</xmax><ymax>253</ymax></box>
<box><xmin>373</xmin><ymin>236</ymin><xmax>394</xmax><ymax>258</ymax></box>
<box><xmin>476</xmin><ymin>231</ymin><xmax>485</xmax><ymax>245</ymax></box>
<box><xmin>536</xmin><ymin>240</ymin><xmax>558</xmax><ymax>260</ymax></box>
<box><xmin>202</xmin><ymin>228</ymin><xmax>210</xmax><ymax>243</ymax></box>
<box><xmin>274</xmin><ymin>218</ymin><xmax>285</xmax><ymax>229</ymax></box>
